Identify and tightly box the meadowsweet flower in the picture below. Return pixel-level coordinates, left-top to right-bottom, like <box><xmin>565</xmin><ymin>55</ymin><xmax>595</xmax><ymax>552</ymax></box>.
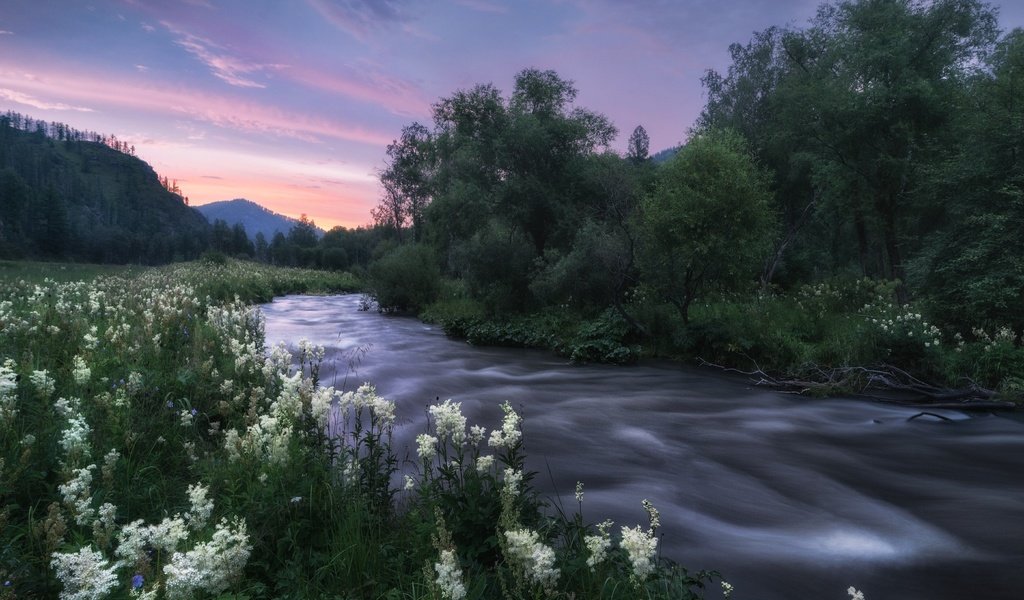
<box><xmin>101</xmin><ymin>449</ymin><xmax>119</xmax><ymax>483</ymax></box>
<box><xmin>434</xmin><ymin>548</ymin><xmax>466</xmax><ymax>600</ymax></box>
<box><xmin>503</xmin><ymin>528</ymin><xmax>559</xmax><ymax>591</ymax></box>
<box><xmin>429</xmin><ymin>399</ymin><xmax>467</xmax><ymax>445</ymax></box>
<box><xmin>487</xmin><ymin>401</ymin><xmax>521</xmax><ymax>449</ymax></box>
<box><xmin>92</xmin><ymin>502</ymin><xmax>118</xmax><ymax>546</ymax></box>
<box><xmin>146</xmin><ymin>516</ymin><xmax>189</xmax><ymax>554</ymax></box>
<box><xmin>179</xmin><ymin>408</ymin><xmax>194</xmax><ymax>427</ymax></box>
<box><xmin>722</xmin><ymin>580</ymin><xmax>734</xmax><ymax>598</ymax></box>
<box><xmin>416</xmin><ymin>433</ymin><xmax>438</xmax><ymax>460</ymax></box>
<box><xmin>476</xmin><ymin>455</ymin><xmax>494</xmax><ymax>473</ymax></box>
<box><xmin>30</xmin><ymin>370</ymin><xmax>55</xmax><ymax>398</ymax></box>
<box><xmin>503</xmin><ymin>468</ymin><xmax>522</xmax><ymax>496</ymax></box>
<box><xmin>163</xmin><ymin>517</ymin><xmax>251</xmax><ymax>598</ymax></box>
<box><xmin>59</xmin><ymin>465</ymin><xmax>96</xmax><ymax>525</ymax></box>
<box><xmin>186</xmin><ymin>483</ymin><xmax>214</xmax><ymax>530</ymax></box>
<box><xmin>575</xmin><ymin>481</ymin><xmax>584</xmax><ymax>503</ymax></box>
<box><xmin>0</xmin><ymin>359</ymin><xmax>19</xmax><ymax>425</ymax></box>
<box><xmin>468</xmin><ymin>424</ymin><xmax>486</xmax><ymax>445</ymax></box>
<box><xmin>50</xmin><ymin>546</ymin><xmax>120</xmax><ymax>600</ymax></box>
<box><xmin>71</xmin><ymin>356</ymin><xmax>91</xmax><ymax>386</ymax></box>
<box><xmin>404</xmin><ymin>475</ymin><xmax>416</xmax><ymax>491</ymax></box>
<box><xmin>620</xmin><ymin>525</ymin><xmax>658</xmax><ymax>582</ymax></box>
<box><xmin>309</xmin><ymin>386</ymin><xmax>335</xmax><ymax>429</ymax></box>
<box><xmin>584</xmin><ymin>519</ymin><xmax>614</xmax><ymax>571</ymax></box>
<box><xmin>848</xmin><ymin>586</ymin><xmax>866</xmax><ymax>600</ymax></box>
<box><xmin>642</xmin><ymin>499</ymin><xmax>660</xmax><ymax>530</ymax></box>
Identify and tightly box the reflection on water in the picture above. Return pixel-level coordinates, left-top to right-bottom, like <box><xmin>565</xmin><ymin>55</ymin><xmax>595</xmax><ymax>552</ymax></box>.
<box><xmin>262</xmin><ymin>295</ymin><xmax>1024</xmax><ymax>600</ymax></box>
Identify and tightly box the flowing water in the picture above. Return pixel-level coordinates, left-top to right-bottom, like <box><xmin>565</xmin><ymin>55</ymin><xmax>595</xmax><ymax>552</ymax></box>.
<box><xmin>261</xmin><ymin>294</ymin><xmax>1024</xmax><ymax>600</ymax></box>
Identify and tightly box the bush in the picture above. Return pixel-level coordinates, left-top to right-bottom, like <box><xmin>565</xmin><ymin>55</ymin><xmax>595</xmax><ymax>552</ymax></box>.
<box><xmin>369</xmin><ymin>243</ymin><xmax>441</xmax><ymax>313</ymax></box>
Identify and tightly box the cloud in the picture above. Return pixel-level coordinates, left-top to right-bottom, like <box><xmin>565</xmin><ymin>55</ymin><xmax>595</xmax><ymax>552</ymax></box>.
<box><xmin>0</xmin><ymin>30</ymin><xmax>13</xmax><ymax>35</ymax></box>
<box><xmin>0</xmin><ymin>67</ymin><xmax>392</xmax><ymax>146</ymax></box>
<box><xmin>163</xmin><ymin>21</ymin><xmax>285</xmax><ymax>89</ymax></box>
<box><xmin>141</xmin><ymin>23</ymin><xmax>156</xmax><ymax>32</ymax></box>
<box><xmin>307</xmin><ymin>0</ymin><xmax>411</xmax><ymax>39</ymax></box>
<box><xmin>135</xmin><ymin>64</ymin><xmax>149</xmax><ymax>72</ymax></box>
<box><xmin>0</xmin><ymin>87</ymin><xmax>94</xmax><ymax>112</ymax></box>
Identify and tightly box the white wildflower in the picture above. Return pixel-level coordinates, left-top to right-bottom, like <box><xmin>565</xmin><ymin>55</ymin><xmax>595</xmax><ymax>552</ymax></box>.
<box><xmin>487</xmin><ymin>401</ymin><xmax>521</xmax><ymax>449</ymax></box>
<box><xmin>50</xmin><ymin>546</ymin><xmax>120</xmax><ymax>600</ymax></box>
<box><xmin>70</xmin><ymin>356</ymin><xmax>91</xmax><ymax>386</ymax></box>
<box><xmin>186</xmin><ymin>483</ymin><xmax>214</xmax><ymax>530</ymax></box>
<box><xmin>163</xmin><ymin>517</ymin><xmax>251</xmax><ymax>598</ymax></box>
<box><xmin>404</xmin><ymin>475</ymin><xmax>416</xmax><ymax>491</ymax></box>
<box><xmin>416</xmin><ymin>433</ymin><xmax>438</xmax><ymax>460</ymax></box>
<box><xmin>148</xmin><ymin>516</ymin><xmax>189</xmax><ymax>554</ymax></box>
<box><xmin>30</xmin><ymin>369</ymin><xmax>55</xmax><ymax>398</ymax></box>
<box><xmin>575</xmin><ymin>481</ymin><xmax>584</xmax><ymax>503</ymax></box>
<box><xmin>476</xmin><ymin>455</ymin><xmax>494</xmax><ymax>473</ymax></box>
<box><xmin>429</xmin><ymin>399</ymin><xmax>467</xmax><ymax>445</ymax></box>
<box><xmin>584</xmin><ymin>519</ymin><xmax>614</xmax><ymax>571</ymax></box>
<box><xmin>503</xmin><ymin>528</ymin><xmax>559</xmax><ymax>591</ymax></box>
<box><xmin>722</xmin><ymin>580</ymin><xmax>734</xmax><ymax>598</ymax></box>
<box><xmin>309</xmin><ymin>386</ymin><xmax>335</xmax><ymax>430</ymax></box>
<box><xmin>503</xmin><ymin>468</ymin><xmax>522</xmax><ymax>496</ymax></box>
<box><xmin>848</xmin><ymin>586</ymin><xmax>866</xmax><ymax>600</ymax></box>
<box><xmin>642</xmin><ymin>499</ymin><xmax>660</xmax><ymax>530</ymax></box>
<box><xmin>620</xmin><ymin>525</ymin><xmax>658</xmax><ymax>582</ymax></box>
<box><xmin>59</xmin><ymin>465</ymin><xmax>96</xmax><ymax>525</ymax></box>
<box><xmin>433</xmin><ymin>548</ymin><xmax>466</xmax><ymax>600</ymax></box>
<box><xmin>469</xmin><ymin>424</ymin><xmax>486</xmax><ymax>445</ymax></box>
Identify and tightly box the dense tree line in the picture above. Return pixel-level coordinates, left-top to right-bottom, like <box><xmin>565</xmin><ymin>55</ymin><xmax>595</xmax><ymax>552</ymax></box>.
<box><xmin>368</xmin><ymin>0</ymin><xmax>1024</xmax><ymax>337</ymax></box>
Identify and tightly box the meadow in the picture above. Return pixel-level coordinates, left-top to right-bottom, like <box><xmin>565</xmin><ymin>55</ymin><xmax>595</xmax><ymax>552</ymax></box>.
<box><xmin>0</xmin><ymin>259</ymin><xmax>721</xmax><ymax>599</ymax></box>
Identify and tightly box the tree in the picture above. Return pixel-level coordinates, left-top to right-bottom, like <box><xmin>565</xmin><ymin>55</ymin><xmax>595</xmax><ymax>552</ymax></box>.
<box><xmin>375</xmin><ymin>123</ymin><xmax>433</xmax><ymax>242</ymax></box>
<box><xmin>288</xmin><ymin>214</ymin><xmax>319</xmax><ymax>248</ymax></box>
<box><xmin>626</xmin><ymin>125</ymin><xmax>650</xmax><ymax>163</ymax></box>
<box><xmin>777</xmin><ymin>0</ymin><xmax>998</xmax><ymax>299</ymax></box>
<box><xmin>636</xmin><ymin>129</ymin><xmax>776</xmax><ymax>324</ymax></box>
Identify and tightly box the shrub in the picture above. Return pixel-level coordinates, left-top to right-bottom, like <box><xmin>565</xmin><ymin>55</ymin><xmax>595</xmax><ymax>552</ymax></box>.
<box><xmin>369</xmin><ymin>243</ymin><xmax>441</xmax><ymax>313</ymax></box>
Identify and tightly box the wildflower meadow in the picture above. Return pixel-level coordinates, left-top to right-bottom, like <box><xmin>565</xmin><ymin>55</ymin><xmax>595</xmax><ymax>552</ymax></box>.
<box><xmin>0</xmin><ymin>259</ymin><xmax>722</xmax><ymax>599</ymax></box>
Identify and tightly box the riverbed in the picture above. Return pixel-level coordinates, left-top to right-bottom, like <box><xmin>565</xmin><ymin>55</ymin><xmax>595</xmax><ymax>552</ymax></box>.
<box><xmin>261</xmin><ymin>294</ymin><xmax>1024</xmax><ymax>600</ymax></box>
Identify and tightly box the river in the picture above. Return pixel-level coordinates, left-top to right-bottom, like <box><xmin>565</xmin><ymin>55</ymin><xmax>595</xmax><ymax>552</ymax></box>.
<box><xmin>261</xmin><ymin>294</ymin><xmax>1024</xmax><ymax>600</ymax></box>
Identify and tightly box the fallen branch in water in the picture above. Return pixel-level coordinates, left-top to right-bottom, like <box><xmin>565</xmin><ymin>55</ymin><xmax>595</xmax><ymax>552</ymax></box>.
<box><xmin>696</xmin><ymin>358</ymin><xmax>1017</xmax><ymax>410</ymax></box>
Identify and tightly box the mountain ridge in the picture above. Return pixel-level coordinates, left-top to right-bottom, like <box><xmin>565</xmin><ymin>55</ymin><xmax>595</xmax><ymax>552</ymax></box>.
<box><xmin>195</xmin><ymin>198</ymin><xmax>324</xmax><ymax>242</ymax></box>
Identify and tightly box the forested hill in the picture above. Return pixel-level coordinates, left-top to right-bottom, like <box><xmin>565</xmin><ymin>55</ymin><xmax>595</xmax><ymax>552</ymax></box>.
<box><xmin>196</xmin><ymin>198</ymin><xmax>324</xmax><ymax>242</ymax></box>
<box><xmin>0</xmin><ymin>112</ymin><xmax>209</xmax><ymax>264</ymax></box>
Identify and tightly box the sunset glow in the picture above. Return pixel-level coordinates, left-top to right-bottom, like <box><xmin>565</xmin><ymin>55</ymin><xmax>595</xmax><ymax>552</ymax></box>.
<box><xmin>2</xmin><ymin>0</ymin><xmax>1022</xmax><ymax>228</ymax></box>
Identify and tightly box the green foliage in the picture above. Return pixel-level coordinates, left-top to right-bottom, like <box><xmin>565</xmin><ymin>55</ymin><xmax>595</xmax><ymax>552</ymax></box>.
<box><xmin>369</xmin><ymin>243</ymin><xmax>441</xmax><ymax>313</ymax></box>
<box><xmin>637</xmin><ymin>128</ymin><xmax>776</xmax><ymax>323</ymax></box>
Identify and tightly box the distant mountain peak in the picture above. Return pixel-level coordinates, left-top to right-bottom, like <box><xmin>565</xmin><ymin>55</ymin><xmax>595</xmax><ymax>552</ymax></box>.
<box><xmin>196</xmin><ymin>198</ymin><xmax>324</xmax><ymax>241</ymax></box>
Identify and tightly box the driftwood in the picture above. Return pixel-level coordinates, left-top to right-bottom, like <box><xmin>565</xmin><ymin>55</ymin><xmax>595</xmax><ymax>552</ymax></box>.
<box><xmin>697</xmin><ymin>358</ymin><xmax>1017</xmax><ymax>410</ymax></box>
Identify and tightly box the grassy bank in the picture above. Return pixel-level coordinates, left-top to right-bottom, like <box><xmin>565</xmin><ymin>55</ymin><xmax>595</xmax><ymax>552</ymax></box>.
<box><xmin>419</xmin><ymin>277</ymin><xmax>1024</xmax><ymax>402</ymax></box>
<box><xmin>0</xmin><ymin>259</ymin><xmax>720</xmax><ymax>599</ymax></box>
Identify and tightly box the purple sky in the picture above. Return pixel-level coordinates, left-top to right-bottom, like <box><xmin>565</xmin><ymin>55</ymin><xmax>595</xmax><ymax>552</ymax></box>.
<box><xmin>2</xmin><ymin>0</ymin><xmax>1022</xmax><ymax>229</ymax></box>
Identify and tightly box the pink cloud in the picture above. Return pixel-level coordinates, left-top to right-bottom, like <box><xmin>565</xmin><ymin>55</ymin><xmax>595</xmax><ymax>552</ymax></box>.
<box><xmin>0</xmin><ymin>87</ymin><xmax>94</xmax><ymax>112</ymax></box>
<box><xmin>0</xmin><ymin>66</ymin><xmax>392</xmax><ymax>146</ymax></box>
<box><xmin>283</xmin><ymin>63</ymin><xmax>431</xmax><ymax>119</ymax></box>
<box><xmin>163</xmin><ymin>21</ymin><xmax>286</xmax><ymax>89</ymax></box>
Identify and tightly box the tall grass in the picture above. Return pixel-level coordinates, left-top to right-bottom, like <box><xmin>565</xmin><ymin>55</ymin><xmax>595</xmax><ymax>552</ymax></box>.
<box><xmin>0</xmin><ymin>260</ymin><xmax>719</xmax><ymax>599</ymax></box>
